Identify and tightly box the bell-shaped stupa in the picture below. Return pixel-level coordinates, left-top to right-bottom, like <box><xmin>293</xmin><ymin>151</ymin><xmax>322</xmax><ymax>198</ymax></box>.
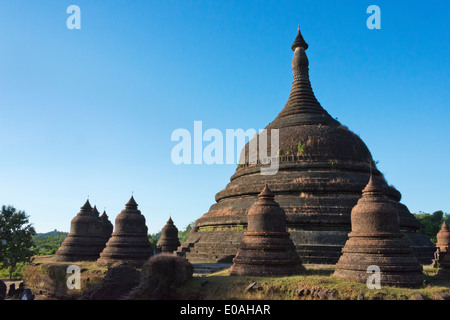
<box><xmin>177</xmin><ymin>27</ymin><xmax>434</xmax><ymax>264</ymax></box>
<box><xmin>97</xmin><ymin>196</ymin><xmax>153</xmax><ymax>267</ymax></box>
<box><xmin>436</xmin><ymin>221</ymin><xmax>450</xmax><ymax>253</ymax></box>
<box><xmin>333</xmin><ymin>176</ymin><xmax>425</xmax><ymax>287</ymax></box>
<box><xmin>229</xmin><ymin>184</ymin><xmax>304</xmax><ymax>276</ymax></box>
<box><xmin>157</xmin><ymin>217</ymin><xmax>181</xmax><ymax>253</ymax></box>
<box><xmin>433</xmin><ymin>221</ymin><xmax>449</xmax><ymax>268</ymax></box>
<box><xmin>54</xmin><ymin>200</ymin><xmax>109</xmax><ymax>262</ymax></box>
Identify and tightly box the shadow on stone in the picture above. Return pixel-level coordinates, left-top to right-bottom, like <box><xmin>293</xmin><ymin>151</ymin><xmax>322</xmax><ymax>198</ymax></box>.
<box><xmin>81</xmin><ymin>261</ymin><xmax>140</xmax><ymax>300</ymax></box>
<box><xmin>126</xmin><ymin>254</ymin><xmax>193</xmax><ymax>300</ymax></box>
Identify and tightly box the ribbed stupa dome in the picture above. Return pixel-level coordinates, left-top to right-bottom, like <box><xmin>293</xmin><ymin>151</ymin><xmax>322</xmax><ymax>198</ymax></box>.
<box><xmin>97</xmin><ymin>196</ymin><xmax>153</xmax><ymax>267</ymax></box>
<box><xmin>177</xmin><ymin>27</ymin><xmax>434</xmax><ymax>265</ymax></box>
<box><xmin>157</xmin><ymin>217</ymin><xmax>181</xmax><ymax>253</ymax></box>
<box><xmin>229</xmin><ymin>184</ymin><xmax>305</xmax><ymax>276</ymax></box>
<box><xmin>333</xmin><ymin>176</ymin><xmax>425</xmax><ymax>287</ymax></box>
<box><xmin>436</xmin><ymin>221</ymin><xmax>450</xmax><ymax>252</ymax></box>
<box><xmin>54</xmin><ymin>199</ymin><xmax>109</xmax><ymax>262</ymax></box>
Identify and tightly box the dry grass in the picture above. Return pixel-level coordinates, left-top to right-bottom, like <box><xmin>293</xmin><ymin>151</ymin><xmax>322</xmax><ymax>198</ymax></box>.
<box><xmin>179</xmin><ymin>265</ymin><xmax>450</xmax><ymax>300</ymax></box>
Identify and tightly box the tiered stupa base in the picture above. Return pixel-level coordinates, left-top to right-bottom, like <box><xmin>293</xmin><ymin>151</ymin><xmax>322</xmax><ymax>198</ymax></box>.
<box><xmin>229</xmin><ymin>231</ymin><xmax>305</xmax><ymax>276</ymax></box>
<box><xmin>96</xmin><ymin>235</ymin><xmax>153</xmax><ymax>267</ymax></box>
<box><xmin>53</xmin><ymin>236</ymin><xmax>108</xmax><ymax>262</ymax></box>
<box><xmin>333</xmin><ymin>234</ymin><xmax>426</xmax><ymax>287</ymax></box>
<box><xmin>96</xmin><ymin>196</ymin><xmax>153</xmax><ymax>268</ymax></box>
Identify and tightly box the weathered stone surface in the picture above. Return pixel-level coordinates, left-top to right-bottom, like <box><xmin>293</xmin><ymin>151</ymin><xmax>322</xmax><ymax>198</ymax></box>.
<box><xmin>157</xmin><ymin>217</ymin><xmax>181</xmax><ymax>253</ymax></box>
<box><xmin>371</xmin><ymin>292</ymin><xmax>384</xmax><ymax>300</ymax></box>
<box><xmin>437</xmin><ymin>222</ymin><xmax>450</xmax><ymax>252</ymax></box>
<box><xmin>437</xmin><ymin>251</ymin><xmax>450</xmax><ymax>278</ymax></box>
<box><xmin>127</xmin><ymin>254</ymin><xmax>193</xmax><ymax>300</ymax></box>
<box><xmin>97</xmin><ymin>196</ymin><xmax>153</xmax><ymax>267</ymax></box>
<box><xmin>0</xmin><ymin>280</ymin><xmax>6</xmax><ymax>300</ymax></box>
<box><xmin>229</xmin><ymin>184</ymin><xmax>305</xmax><ymax>276</ymax></box>
<box><xmin>432</xmin><ymin>292</ymin><xmax>450</xmax><ymax>300</ymax></box>
<box><xmin>433</xmin><ymin>222</ymin><xmax>450</xmax><ymax>267</ymax></box>
<box><xmin>333</xmin><ymin>176</ymin><xmax>425</xmax><ymax>287</ymax></box>
<box><xmin>178</xmin><ymin>27</ymin><xmax>434</xmax><ymax>265</ymax></box>
<box><xmin>81</xmin><ymin>262</ymin><xmax>140</xmax><ymax>300</ymax></box>
<box><xmin>411</xmin><ymin>293</ymin><xmax>424</xmax><ymax>300</ymax></box>
<box><xmin>7</xmin><ymin>283</ymin><xmax>15</xmax><ymax>297</ymax></box>
<box><xmin>54</xmin><ymin>200</ymin><xmax>111</xmax><ymax>262</ymax></box>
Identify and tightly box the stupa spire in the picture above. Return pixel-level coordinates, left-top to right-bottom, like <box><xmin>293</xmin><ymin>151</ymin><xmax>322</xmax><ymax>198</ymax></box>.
<box><xmin>80</xmin><ymin>199</ymin><xmax>93</xmax><ymax>215</ymax></box>
<box><xmin>291</xmin><ymin>26</ymin><xmax>309</xmax><ymax>51</ymax></box>
<box><xmin>126</xmin><ymin>195</ymin><xmax>138</xmax><ymax>210</ymax></box>
<box><xmin>259</xmin><ymin>183</ymin><xmax>274</xmax><ymax>199</ymax></box>
<box><xmin>362</xmin><ymin>174</ymin><xmax>386</xmax><ymax>196</ymax></box>
<box><xmin>269</xmin><ymin>27</ymin><xmax>334</xmax><ymax>128</ymax></box>
<box><xmin>92</xmin><ymin>205</ymin><xmax>100</xmax><ymax>217</ymax></box>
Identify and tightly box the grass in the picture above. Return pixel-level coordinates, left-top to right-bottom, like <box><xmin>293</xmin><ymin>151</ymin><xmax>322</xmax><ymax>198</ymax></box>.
<box><xmin>0</xmin><ymin>262</ymin><xmax>29</xmax><ymax>281</ymax></box>
<box><xmin>179</xmin><ymin>266</ymin><xmax>450</xmax><ymax>300</ymax></box>
<box><xmin>16</xmin><ymin>256</ymin><xmax>450</xmax><ymax>300</ymax></box>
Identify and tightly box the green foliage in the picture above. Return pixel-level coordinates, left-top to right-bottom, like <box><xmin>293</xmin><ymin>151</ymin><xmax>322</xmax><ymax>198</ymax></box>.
<box><xmin>148</xmin><ymin>232</ymin><xmax>161</xmax><ymax>250</ymax></box>
<box><xmin>0</xmin><ymin>262</ymin><xmax>27</xmax><ymax>280</ymax></box>
<box><xmin>413</xmin><ymin>210</ymin><xmax>449</xmax><ymax>243</ymax></box>
<box><xmin>147</xmin><ymin>222</ymin><xmax>195</xmax><ymax>249</ymax></box>
<box><xmin>178</xmin><ymin>222</ymin><xmax>194</xmax><ymax>243</ymax></box>
<box><xmin>297</xmin><ymin>142</ymin><xmax>306</xmax><ymax>154</ymax></box>
<box><xmin>0</xmin><ymin>205</ymin><xmax>36</xmax><ymax>280</ymax></box>
<box><xmin>32</xmin><ymin>230</ymin><xmax>68</xmax><ymax>256</ymax></box>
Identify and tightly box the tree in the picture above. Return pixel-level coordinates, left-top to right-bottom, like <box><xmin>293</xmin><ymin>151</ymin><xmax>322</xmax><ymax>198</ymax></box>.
<box><xmin>178</xmin><ymin>222</ymin><xmax>194</xmax><ymax>243</ymax></box>
<box><xmin>0</xmin><ymin>205</ymin><xmax>36</xmax><ymax>280</ymax></box>
<box><xmin>414</xmin><ymin>210</ymin><xmax>449</xmax><ymax>243</ymax></box>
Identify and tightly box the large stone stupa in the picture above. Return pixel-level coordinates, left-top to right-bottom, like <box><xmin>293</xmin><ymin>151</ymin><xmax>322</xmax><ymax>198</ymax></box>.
<box><xmin>177</xmin><ymin>27</ymin><xmax>434</xmax><ymax>265</ymax></box>
<box><xmin>54</xmin><ymin>200</ymin><xmax>110</xmax><ymax>262</ymax></box>
<box><xmin>97</xmin><ymin>196</ymin><xmax>153</xmax><ymax>267</ymax></box>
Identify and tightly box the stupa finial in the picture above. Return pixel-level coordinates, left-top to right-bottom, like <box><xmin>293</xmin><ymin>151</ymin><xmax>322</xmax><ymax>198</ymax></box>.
<box><xmin>126</xmin><ymin>195</ymin><xmax>138</xmax><ymax>207</ymax></box>
<box><xmin>362</xmin><ymin>175</ymin><xmax>385</xmax><ymax>196</ymax></box>
<box><xmin>291</xmin><ymin>26</ymin><xmax>309</xmax><ymax>51</ymax></box>
<box><xmin>259</xmin><ymin>183</ymin><xmax>274</xmax><ymax>199</ymax></box>
<box><xmin>81</xmin><ymin>199</ymin><xmax>92</xmax><ymax>212</ymax></box>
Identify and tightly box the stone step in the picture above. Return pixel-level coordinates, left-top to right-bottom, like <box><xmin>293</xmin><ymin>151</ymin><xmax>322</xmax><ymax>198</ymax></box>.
<box><xmin>192</xmin><ymin>263</ymin><xmax>232</xmax><ymax>276</ymax></box>
<box><xmin>185</xmin><ymin>252</ymin><xmax>235</xmax><ymax>264</ymax></box>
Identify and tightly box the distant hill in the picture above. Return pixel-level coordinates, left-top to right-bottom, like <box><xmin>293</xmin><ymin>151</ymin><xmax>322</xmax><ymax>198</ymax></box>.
<box><xmin>33</xmin><ymin>230</ymin><xmax>68</xmax><ymax>255</ymax></box>
<box><xmin>35</xmin><ymin>229</ymin><xmax>68</xmax><ymax>239</ymax></box>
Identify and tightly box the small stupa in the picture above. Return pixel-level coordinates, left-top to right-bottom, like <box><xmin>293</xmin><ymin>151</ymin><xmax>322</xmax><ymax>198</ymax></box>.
<box><xmin>157</xmin><ymin>217</ymin><xmax>181</xmax><ymax>253</ymax></box>
<box><xmin>432</xmin><ymin>222</ymin><xmax>450</xmax><ymax>268</ymax></box>
<box><xmin>229</xmin><ymin>184</ymin><xmax>305</xmax><ymax>276</ymax></box>
<box><xmin>100</xmin><ymin>210</ymin><xmax>114</xmax><ymax>241</ymax></box>
<box><xmin>97</xmin><ymin>196</ymin><xmax>153</xmax><ymax>267</ymax></box>
<box><xmin>333</xmin><ymin>176</ymin><xmax>425</xmax><ymax>287</ymax></box>
<box><xmin>436</xmin><ymin>222</ymin><xmax>450</xmax><ymax>253</ymax></box>
<box><xmin>54</xmin><ymin>199</ymin><xmax>108</xmax><ymax>262</ymax></box>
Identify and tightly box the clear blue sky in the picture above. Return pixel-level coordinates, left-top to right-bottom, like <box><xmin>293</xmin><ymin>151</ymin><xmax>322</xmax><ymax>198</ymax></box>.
<box><xmin>0</xmin><ymin>1</ymin><xmax>448</xmax><ymax>234</ymax></box>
